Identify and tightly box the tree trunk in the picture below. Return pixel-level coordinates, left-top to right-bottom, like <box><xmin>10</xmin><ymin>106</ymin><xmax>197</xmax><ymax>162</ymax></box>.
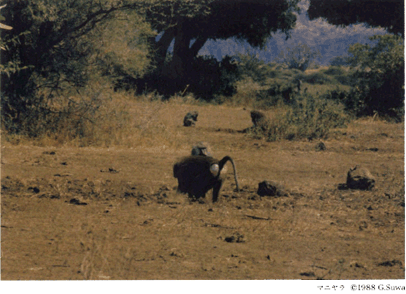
<box><xmin>190</xmin><ymin>35</ymin><xmax>208</xmax><ymax>57</ymax></box>
<box><xmin>154</xmin><ymin>27</ymin><xmax>175</xmax><ymax>70</ymax></box>
<box><xmin>163</xmin><ymin>22</ymin><xmax>192</xmax><ymax>80</ymax></box>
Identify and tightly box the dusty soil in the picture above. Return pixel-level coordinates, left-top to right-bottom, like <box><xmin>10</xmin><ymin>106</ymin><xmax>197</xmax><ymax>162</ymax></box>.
<box><xmin>1</xmin><ymin>104</ymin><xmax>404</xmax><ymax>280</ymax></box>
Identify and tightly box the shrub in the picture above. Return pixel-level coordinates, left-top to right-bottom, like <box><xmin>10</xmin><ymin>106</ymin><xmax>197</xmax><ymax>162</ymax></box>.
<box><xmin>246</xmin><ymin>93</ymin><xmax>350</xmax><ymax>141</ymax></box>
<box><xmin>133</xmin><ymin>55</ymin><xmax>240</xmax><ymax>101</ymax></box>
<box><xmin>334</xmin><ymin>74</ymin><xmax>354</xmax><ymax>86</ymax></box>
<box><xmin>2</xmin><ymin>83</ymin><xmax>131</xmax><ymax>146</ymax></box>
<box><xmin>346</xmin><ymin>34</ymin><xmax>404</xmax><ymax>119</ymax></box>
<box><xmin>295</xmin><ymin>72</ymin><xmax>336</xmax><ymax>85</ymax></box>
<box><xmin>255</xmin><ymin>80</ymin><xmax>299</xmax><ymax>107</ymax></box>
<box><xmin>322</xmin><ymin>66</ymin><xmax>346</xmax><ymax>76</ymax></box>
<box><xmin>235</xmin><ymin>53</ymin><xmax>274</xmax><ymax>84</ymax></box>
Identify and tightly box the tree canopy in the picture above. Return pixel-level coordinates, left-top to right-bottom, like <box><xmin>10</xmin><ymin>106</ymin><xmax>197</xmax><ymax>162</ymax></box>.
<box><xmin>147</xmin><ymin>0</ymin><xmax>300</xmax><ymax>78</ymax></box>
<box><xmin>308</xmin><ymin>0</ymin><xmax>404</xmax><ymax>36</ymax></box>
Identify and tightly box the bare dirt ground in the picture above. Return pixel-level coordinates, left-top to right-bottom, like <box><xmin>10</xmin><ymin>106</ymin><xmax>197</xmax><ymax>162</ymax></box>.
<box><xmin>1</xmin><ymin>103</ymin><xmax>404</xmax><ymax>280</ymax></box>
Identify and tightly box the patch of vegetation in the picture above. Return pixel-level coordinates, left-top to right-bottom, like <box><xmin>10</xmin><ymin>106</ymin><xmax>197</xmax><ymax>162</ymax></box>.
<box><xmin>345</xmin><ymin>34</ymin><xmax>404</xmax><ymax>120</ymax></box>
<box><xmin>275</xmin><ymin>43</ymin><xmax>321</xmax><ymax>71</ymax></box>
<box><xmin>295</xmin><ymin>72</ymin><xmax>336</xmax><ymax>85</ymax></box>
<box><xmin>322</xmin><ymin>66</ymin><xmax>347</xmax><ymax>76</ymax></box>
<box><xmin>247</xmin><ymin>93</ymin><xmax>350</xmax><ymax>141</ymax></box>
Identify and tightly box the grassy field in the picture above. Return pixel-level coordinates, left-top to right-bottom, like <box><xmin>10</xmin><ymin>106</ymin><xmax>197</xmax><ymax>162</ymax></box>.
<box><xmin>1</xmin><ymin>98</ymin><xmax>404</xmax><ymax>280</ymax></box>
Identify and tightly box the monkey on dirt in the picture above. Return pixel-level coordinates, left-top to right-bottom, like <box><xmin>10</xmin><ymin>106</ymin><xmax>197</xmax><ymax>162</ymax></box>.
<box><xmin>183</xmin><ymin>111</ymin><xmax>198</xmax><ymax>127</ymax></box>
<box><xmin>173</xmin><ymin>155</ymin><xmax>239</xmax><ymax>202</ymax></box>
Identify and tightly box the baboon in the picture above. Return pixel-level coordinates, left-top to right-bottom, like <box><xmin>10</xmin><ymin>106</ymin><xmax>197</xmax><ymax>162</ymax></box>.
<box><xmin>183</xmin><ymin>111</ymin><xmax>198</xmax><ymax>127</ymax></box>
<box><xmin>294</xmin><ymin>79</ymin><xmax>302</xmax><ymax>93</ymax></box>
<box><xmin>346</xmin><ymin>165</ymin><xmax>375</xmax><ymax>190</ymax></box>
<box><xmin>250</xmin><ymin>110</ymin><xmax>270</xmax><ymax>129</ymax></box>
<box><xmin>281</xmin><ymin>87</ymin><xmax>293</xmax><ymax>103</ymax></box>
<box><xmin>173</xmin><ymin>155</ymin><xmax>239</xmax><ymax>202</ymax></box>
<box><xmin>191</xmin><ymin>142</ymin><xmax>212</xmax><ymax>156</ymax></box>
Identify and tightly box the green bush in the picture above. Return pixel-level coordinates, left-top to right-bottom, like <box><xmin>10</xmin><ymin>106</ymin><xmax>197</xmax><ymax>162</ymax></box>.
<box><xmin>254</xmin><ymin>80</ymin><xmax>299</xmax><ymax>107</ymax></box>
<box><xmin>133</xmin><ymin>55</ymin><xmax>240</xmax><ymax>100</ymax></box>
<box><xmin>346</xmin><ymin>34</ymin><xmax>404</xmax><ymax>119</ymax></box>
<box><xmin>295</xmin><ymin>72</ymin><xmax>336</xmax><ymax>85</ymax></box>
<box><xmin>322</xmin><ymin>66</ymin><xmax>346</xmax><ymax>76</ymax></box>
<box><xmin>334</xmin><ymin>74</ymin><xmax>354</xmax><ymax>86</ymax></box>
<box><xmin>235</xmin><ymin>53</ymin><xmax>275</xmax><ymax>84</ymax></box>
<box><xmin>246</xmin><ymin>93</ymin><xmax>350</xmax><ymax>141</ymax></box>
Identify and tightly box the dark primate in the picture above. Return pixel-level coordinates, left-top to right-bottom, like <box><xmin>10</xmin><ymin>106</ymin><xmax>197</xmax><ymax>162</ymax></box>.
<box><xmin>183</xmin><ymin>111</ymin><xmax>198</xmax><ymax>127</ymax></box>
<box><xmin>173</xmin><ymin>155</ymin><xmax>239</xmax><ymax>202</ymax></box>
<box><xmin>295</xmin><ymin>79</ymin><xmax>302</xmax><ymax>93</ymax></box>
<box><xmin>191</xmin><ymin>142</ymin><xmax>212</xmax><ymax>156</ymax></box>
<box><xmin>250</xmin><ymin>110</ymin><xmax>270</xmax><ymax>129</ymax></box>
<box><xmin>281</xmin><ymin>87</ymin><xmax>293</xmax><ymax>103</ymax></box>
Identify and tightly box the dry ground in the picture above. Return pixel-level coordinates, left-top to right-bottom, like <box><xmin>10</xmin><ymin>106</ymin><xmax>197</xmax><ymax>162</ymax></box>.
<box><xmin>1</xmin><ymin>101</ymin><xmax>404</xmax><ymax>280</ymax></box>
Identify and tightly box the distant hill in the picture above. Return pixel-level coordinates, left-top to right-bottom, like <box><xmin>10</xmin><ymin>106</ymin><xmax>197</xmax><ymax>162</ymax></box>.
<box><xmin>198</xmin><ymin>4</ymin><xmax>386</xmax><ymax>65</ymax></box>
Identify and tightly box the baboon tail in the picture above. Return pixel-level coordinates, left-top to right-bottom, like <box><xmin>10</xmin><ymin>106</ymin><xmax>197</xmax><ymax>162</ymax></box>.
<box><xmin>219</xmin><ymin>156</ymin><xmax>240</xmax><ymax>192</ymax></box>
<box><xmin>173</xmin><ymin>163</ymin><xmax>179</xmax><ymax>178</ymax></box>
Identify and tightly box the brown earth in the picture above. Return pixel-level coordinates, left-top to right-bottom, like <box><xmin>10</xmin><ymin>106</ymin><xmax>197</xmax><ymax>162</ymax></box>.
<box><xmin>1</xmin><ymin>103</ymin><xmax>404</xmax><ymax>280</ymax></box>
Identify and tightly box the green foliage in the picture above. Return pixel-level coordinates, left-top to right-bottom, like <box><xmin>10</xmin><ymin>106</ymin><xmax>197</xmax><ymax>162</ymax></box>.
<box><xmin>295</xmin><ymin>72</ymin><xmax>336</xmax><ymax>85</ymax></box>
<box><xmin>235</xmin><ymin>53</ymin><xmax>276</xmax><ymax>84</ymax></box>
<box><xmin>247</xmin><ymin>93</ymin><xmax>350</xmax><ymax>141</ymax></box>
<box><xmin>329</xmin><ymin>56</ymin><xmax>349</xmax><ymax>66</ymax></box>
<box><xmin>308</xmin><ymin>0</ymin><xmax>404</xmax><ymax>37</ymax></box>
<box><xmin>2</xmin><ymin>82</ymin><xmax>131</xmax><ymax>145</ymax></box>
<box><xmin>322</xmin><ymin>66</ymin><xmax>346</xmax><ymax>76</ymax></box>
<box><xmin>134</xmin><ymin>55</ymin><xmax>240</xmax><ymax>100</ymax></box>
<box><xmin>276</xmin><ymin>43</ymin><xmax>321</xmax><ymax>71</ymax></box>
<box><xmin>346</xmin><ymin>34</ymin><xmax>404</xmax><ymax>119</ymax></box>
<box><xmin>142</xmin><ymin>0</ymin><xmax>300</xmax><ymax>98</ymax></box>
<box><xmin>1</xmin><ymin>0</ymin><xmax>154</xmax><ymax>136</ymax></box>
<box><xmin>256</xmin><ymin>80</ymin><xmax>298</xmax><ymax>107</ymax></box>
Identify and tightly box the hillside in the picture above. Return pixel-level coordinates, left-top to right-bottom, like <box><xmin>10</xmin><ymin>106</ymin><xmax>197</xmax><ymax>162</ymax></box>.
<box><xmin>198</xmin><ymin>4</ymin><xmax>386</xmax><ymax>65</ymax></box>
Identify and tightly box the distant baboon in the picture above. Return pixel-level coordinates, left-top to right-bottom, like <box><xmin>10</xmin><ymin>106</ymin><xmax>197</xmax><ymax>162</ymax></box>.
<box><xmin>295</xmin><ymin>79</ymin><xmax>302</xmax><ymax>93</ymax></box>
<box><xmin>183</xmin><ymin>111</ymin><xmax>198</xmax><ymax>127</ymax></box>
<box><xmin>191</xmin><ymin>142</ymin><xmax>212</xmax><ymax>156</ymax></box>
<box><xmin>281</xmin><ymin>87</ymin><xmax>293</xmax><ymax>103</ymax></box>
<box><xmin>250</xmin><ymin>110</ymin><xmax>270</xmax><ymax>129</ymax></box>
<box><xmin>173</xmin><ymin>155</ymin><xmax>239</xmax><ymax>202</ymax></box>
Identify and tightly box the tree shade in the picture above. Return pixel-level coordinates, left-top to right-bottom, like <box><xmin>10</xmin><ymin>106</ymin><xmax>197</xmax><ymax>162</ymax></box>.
<box><xmin>308</xmin><ymin>0</ymin><xmax>404</xmax><ymax>37</ymax></box>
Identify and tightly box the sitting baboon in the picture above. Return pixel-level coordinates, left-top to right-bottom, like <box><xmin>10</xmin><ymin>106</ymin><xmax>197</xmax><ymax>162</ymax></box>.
<box><xmin>183</xmin><ymin>111</ymin><xmax>198</xmax><ymax>127</ymax></box>
<box><xmin>173</xmin><ymin>155</ymin><xmax>239</xmax><ymax>202</ymax></box>
<box><xmin>191</xmin><ymin>142</ymin><xmax>212</xmax><ymax>156</ymax></box>
<box><xmin>250</xmin><ymin>110</ymin><xmax>270</xmax><ymax>129</ymax></box>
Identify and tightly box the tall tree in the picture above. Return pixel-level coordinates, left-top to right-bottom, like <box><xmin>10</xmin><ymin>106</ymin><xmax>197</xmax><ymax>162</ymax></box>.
<box><xmin>0</xmin><ymin>0</ymin><xmax>155</xmax><ymax>133</ymax></box>
<box><xmin>145</xmin><ymin>0</ymin><xmax>300</xmax><ymax>79</ymax></box>
<box><xmin>308</xmin><ymin>0</ymin><xmax>404</xmax><ymax>36</ymax></box>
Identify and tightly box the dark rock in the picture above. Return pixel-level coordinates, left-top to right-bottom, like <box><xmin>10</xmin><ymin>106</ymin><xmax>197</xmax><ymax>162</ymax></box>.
<box><xmin>378</xmin><ymin>260</ymin><xmax>403</xmax><ymax>267</ymax></box>
<box><xmin>257</xmin><ymin>180</ymin><xmax>289</xmax><ymax>197</ymax></box>
<box><xmin>225</xmin><ymin>232</ymin><xmax>245</xmax><ymax>243</ymax></box>
<box><xmin>28</xmin><ymin>187</ymin><xmax>40</xmax><ymax>193</ymax></box>
<box><xmin>69</xmin><ymin>198</ymin><xmax>87</xmax><ymax>205</ymax></box>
